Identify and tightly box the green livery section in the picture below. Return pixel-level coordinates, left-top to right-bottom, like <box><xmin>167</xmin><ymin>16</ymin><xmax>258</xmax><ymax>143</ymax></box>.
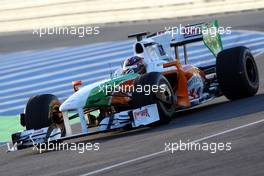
<box><xmin>202</xmin><ymin>20</ymin><xmax>224</xmax><ymax>57</ymax></box>
<box><xmin>85</xmin><ymin>73</ymin><xmax>139</xmax><ymax>107</ymax></box>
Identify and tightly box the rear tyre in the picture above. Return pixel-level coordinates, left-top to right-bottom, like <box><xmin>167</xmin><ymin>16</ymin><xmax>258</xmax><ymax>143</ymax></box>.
<box><xmin>25</xmin><ymin>94</ymin><xmax>60</xmax><ymax>130</ymax></box>
<box><xmin>216</xmin><ymin>46</ymin><xmax>259</xmax><ymax>100</ymax></box>
<box><xmin>132</xmin><ymin>72</ymin><xmax>175</xmax><ymax>125</ymax></box>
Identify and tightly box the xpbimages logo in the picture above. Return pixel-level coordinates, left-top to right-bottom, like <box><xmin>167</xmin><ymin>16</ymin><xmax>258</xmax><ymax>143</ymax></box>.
<box><xmin>99</xmin><ymin>82</ymin><xmax>167</xmax><ymax>95</ymax></box>
<box><xmin>30</xmin><ymin>136</ymin><xmax>100</xmax><ymax>154</ymax></box>
<box><xmin>33</xmin><ymin>26</ymin><xmax>100</xmax><ymax>38</ymax></box>
<box><xmin>163</xmin><ymin>24</ymin><xmax>232</xmax><ymax>37</ymax></box>
<box><xmin>165</xmin><ymin>140</ymin><xmax>232</xmax><ymax>154</ymax></box>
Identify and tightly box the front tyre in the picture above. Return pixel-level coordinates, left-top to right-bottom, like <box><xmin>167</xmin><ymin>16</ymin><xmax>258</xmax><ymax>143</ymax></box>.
<box><xmin>132</xmin><ymin>72</ymin><xmax>175</xmax><ymax>124</ymax></box>
<box><xmin>25</xmin><ymin>94</ymin><xmax>61</xmax><ymax>130</ymax></box>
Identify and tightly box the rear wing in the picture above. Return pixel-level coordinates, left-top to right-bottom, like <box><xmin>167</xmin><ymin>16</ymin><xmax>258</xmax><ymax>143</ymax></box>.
<box><xmin>127</xmin><ymin>20</ymin><xmax>223</xmax><ymax>65</ymax></box>
<box><xmin>169</xmin><ymin>20</ymin><xmax>223</xmax><ymax>65</ymax></box>
<box><xmin>171</xmin><ymin>20</ymin><xmax>223</xmax><ymax>58</ymax></box>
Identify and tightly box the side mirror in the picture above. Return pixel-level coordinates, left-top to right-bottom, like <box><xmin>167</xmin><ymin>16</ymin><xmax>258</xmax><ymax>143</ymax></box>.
<box><xmin>72</xmin><ymin>80</ymin><xmax>83</xmax><ymax>92</ymax></box>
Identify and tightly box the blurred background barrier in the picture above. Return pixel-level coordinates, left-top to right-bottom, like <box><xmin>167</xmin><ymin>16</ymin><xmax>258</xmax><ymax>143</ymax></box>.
<box><xmin>0</xmin><ymin>0</ymin><xmax>264</xmax><ymax>33</ymax></box>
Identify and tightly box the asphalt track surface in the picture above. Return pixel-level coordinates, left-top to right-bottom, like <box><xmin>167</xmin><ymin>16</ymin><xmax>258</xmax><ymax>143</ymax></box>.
<box><xmin>1</xmin><ymin>10</ymin><xmax>264</xmax><ymax>176</ymax></box>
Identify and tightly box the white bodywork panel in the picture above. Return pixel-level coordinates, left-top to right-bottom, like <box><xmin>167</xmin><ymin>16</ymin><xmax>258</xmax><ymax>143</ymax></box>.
<box><xmin>98</xmin><ymin>104</ymin><xmax>160</xmax><ymax>130</ymax></box>
<box><xmin>130</xmin><ymin>32</ymin><xmax>180</xmax><ymax>74</ymax></box>
<box><xmin>60</xmin><ymin>79</ymin><xmax>109</xmax><ymax>111</ymax></box>
<box><xmin>98</xmin><ymin>110</ymin><xmax>130</xmax><ymax>131</ymax></box>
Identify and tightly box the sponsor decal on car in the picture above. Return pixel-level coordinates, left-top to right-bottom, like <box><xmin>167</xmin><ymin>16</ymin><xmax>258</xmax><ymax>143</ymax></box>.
<box><xmin>187</xmin><ymin>75</ymin><xmax>204</xmax><ymax>99</ymax></box>
<box><xmin>132</xmin><ymin>104</ymin><xmax>160</xmax><ymax>127</ymax></box>
<box><xmin>133</xmin><ymin>108</ymin><xmax>150</xmax><ymax>120</ymax></box>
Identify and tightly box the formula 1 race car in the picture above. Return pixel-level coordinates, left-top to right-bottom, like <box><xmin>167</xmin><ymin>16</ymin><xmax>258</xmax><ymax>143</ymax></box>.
<box><xmin>9</xmin><ymin>20</ymin><xmax>259</xmax><ymax>151</ymax></box>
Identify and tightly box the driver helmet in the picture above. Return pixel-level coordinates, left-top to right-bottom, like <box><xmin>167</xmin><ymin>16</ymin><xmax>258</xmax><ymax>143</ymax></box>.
<box><xmin>123</xmin><ymin>56</ymin><xmax>146</xmax><ymax>74</ymax></box>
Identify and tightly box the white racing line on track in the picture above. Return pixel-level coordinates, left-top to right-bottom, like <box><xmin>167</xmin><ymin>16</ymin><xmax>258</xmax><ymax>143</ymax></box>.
<box><xmin>255</xmin><ymin>50</ymin><xmax>264</xmax><ymax>57</ymax></box>
<box><xmin>78</xmin><ymin>118</ymin><xmax>264</xmax><ymax>176</ymax></box>
<box><xmin>0</xmin><ymin>143</ymin><xmax>7</xmax><ymax>148</ymax></box>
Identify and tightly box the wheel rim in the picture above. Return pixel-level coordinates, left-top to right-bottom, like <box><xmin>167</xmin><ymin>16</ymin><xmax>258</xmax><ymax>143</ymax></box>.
<box><xmin>245</xmin><ymin>56</ymin><xmax>257</xmax><ymax>84</ymax></box>
<box><xmin>156</xmin><ymin>82</ymin><xmax>173</xmax><ymax>105</ymax></box>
